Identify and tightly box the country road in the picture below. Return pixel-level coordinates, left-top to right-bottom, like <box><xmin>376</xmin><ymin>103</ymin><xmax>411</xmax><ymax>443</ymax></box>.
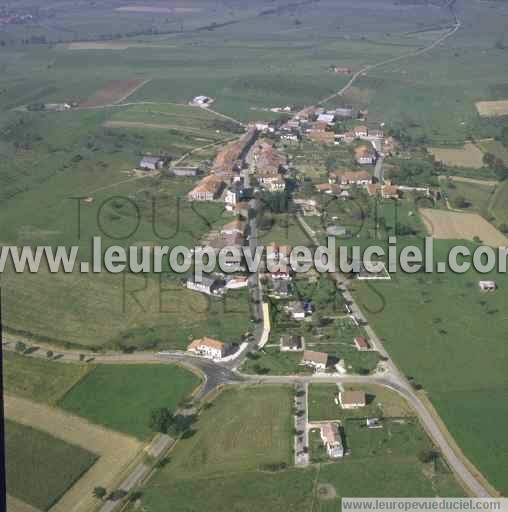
<box><xmin>318</xmin><ymin>18</ymin><xmax>461</xmax><ymax>105</ymax></box>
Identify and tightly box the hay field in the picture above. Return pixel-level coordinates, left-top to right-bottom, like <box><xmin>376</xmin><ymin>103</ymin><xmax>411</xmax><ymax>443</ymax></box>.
<box><xmin>429</xmin><ymin>142</ymin><xmax>484</xmax><ymax>168</ymax></box>
<box><xmin>5</xmin><ymin>395</ymin><xmax>143</xmax><ymax>512</ymax></box>
<box><xmin>419</xmin><ymin>208</ymin><xmax>508</xmax><ymax>246</ymax></box>
<box><xmin>475</xmin><ymin>100</ymin><xmax>508</xmax><ymax>117</ymax></box>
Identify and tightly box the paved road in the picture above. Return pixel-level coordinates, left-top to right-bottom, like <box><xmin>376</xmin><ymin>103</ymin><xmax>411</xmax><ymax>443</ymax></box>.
<box><xmin>374</xmin><ymin>156</ymin><xmax>384</xmax><ymax>184</ymax></box>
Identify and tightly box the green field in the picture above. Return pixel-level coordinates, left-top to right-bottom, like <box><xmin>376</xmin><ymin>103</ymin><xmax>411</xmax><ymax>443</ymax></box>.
<box><xmin>2</xmin><ymin>351</ymin><xmax>92</xmax><ymax>404</ymax></box>
<box><xmin>59</xmin><ymin>364</ymin><xmax>201</xmax><ymax>440</ymax></box>
<box><xmin>308</xmin><ymin>384</ymin><xmax>415</xmax><ymax>423</ymax></box>
<box><xmin>441</xmin><ymin>179</ymin><xmax>496</xmax><ymax>215</ymax></box>
<box><xmin>130</xmin><ymin>385</ymin><xmax>462</xmax><ymax>512</ymax></box>
<box><xmin>353</xmin><ymin>239</ymin><xmax>508</xmax><ymax>494</ymax></box>
<box><xmin>490</xmin><ymin>180</ymin><xmax>508</xmax><ymax>226</ymax></box>
<box><xmin>5</xmin><ymin>419</ymin><xmax>97</xmax><ymax>511</ymax></box>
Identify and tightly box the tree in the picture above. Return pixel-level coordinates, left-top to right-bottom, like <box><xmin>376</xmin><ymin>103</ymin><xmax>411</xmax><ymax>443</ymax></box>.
<box><xmin>93</xmin><ymin>487</ymin><xmax>107</xmax><ymax>500</ymax></box>
<box><xmin>14</xmin><ymin>341</ymin><xmax>27</xmax><ymax>353</ymax></box>
<box><xmin>418</xmin><ymin>449</ymin><xmax>439</xmax><ymax>464</ymax></box>
<box><xmin>501</xmin><ymin>127</ymin><xmax>508</xmax><ymax>148</ymax></box>
<box><xmin>46</xmin><ymin>350</ymin><xmax>54</xmax><ymax>358</ymax></box>
<box><xmin>149</xmin><ymin>407</ymin><xmax>173</xmax><ymax>434</ymax></box>
<box><xmin>482</xmin><ymin>152</ymin><xmax>496</xmax><ymax>168</ymax></box>
<box><xmin>454</xmin><ymin>195</ymin><xmax>470</xmax><ymax>209</ymax></box>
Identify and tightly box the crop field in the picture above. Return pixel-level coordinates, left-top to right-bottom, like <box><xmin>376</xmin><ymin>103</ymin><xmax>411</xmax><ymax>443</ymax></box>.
<box><xmin>352</xmin><ymin>239</ymin><xmax>508</xmax><ymax>494</ymax></box>
<box><xmin>5</xmin><ymin>394</ymin><xmax>142</xmax><ymax>512</ymax></box>
<box><xmin>429</xmin><ymin>143</ymin><xmax>484</xmax><ymax>169</ymax></box>
<box><xmin>59</xmin><ymin>363</ymin><xmax>201</xmax><ymax>439</ymax></box>
<box><xmin>476</xmin><ymin>100</ymin><xmax>508</xmax><ymax>118</ymax></box>
<box><xmin>3</xmin><ymin>351</ymin><xmax>92</xmax><ymax>405</ymax></box>
<box><xmin>6</xmin><ymin>419</ymin><xmax>97</xmax><ymax>511</ymax></box>
<box><xmin>419</xmin><ymin>208</ymin><xmax>508</xmax><ymax>247</ymax></box>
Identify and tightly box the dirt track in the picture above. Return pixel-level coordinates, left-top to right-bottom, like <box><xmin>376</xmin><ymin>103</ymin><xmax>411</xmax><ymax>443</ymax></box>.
<box><xmin>5</xmin><ymin>395</ymin><xmax>143</xmax><ymax>512</ymax></box>
<box><xmin>419</xmin><ymin>208</ymin><xmax>508</xmax><ymax>247</ymax></box>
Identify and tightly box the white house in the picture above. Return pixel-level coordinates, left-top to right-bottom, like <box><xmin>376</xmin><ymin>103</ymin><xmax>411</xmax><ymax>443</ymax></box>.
<box><xmin>187</xmin><ymin>337</ymin><xmax>228</xmax><ymax>359</ymax></box>
<box><xmin>286</xmin><ymin>301</ymin><xmax>306</xmax><ymax>320</ymax></box>
<box><xmin>320</xmin><ymin>423</ymin><xmax>344</xmax><ymax>458</ymax></box>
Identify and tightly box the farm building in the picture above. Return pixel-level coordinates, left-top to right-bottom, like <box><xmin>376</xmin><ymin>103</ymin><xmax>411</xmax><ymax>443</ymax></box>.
<box><xmin>353</xmin><ymin>126</ymin><xmax>369</xmax><ymax>138</ymax></box>
<box><xmin>320</xmin><ymin>423</ymin><xmax>344</xmax><ymax>458</ymax></box>
<box><xmin>335</xmin><ymin>106</ymin><xmax>355</xmax><ymax>118</ymax></box>
<box><xmin>280</xmin><ymin>335</ymin><xmax>304</xmax><ymax>352</ymax></box>
<box><xmin>317</xmin><ymin>113</ymin><xmax>335</xmax><ymax>124</ymax></box>
<box><xmin>190</xmin><ymin>95</ymin><xmax>213</xmax><ymax>107</ymax></box>
<box><xmin>479</xmin><ymin>281</ymin><xmax>496</xmax><ymax>291</ymax></box>
<box><xmin>339</xmin><ymin>391</ymin><xmax>366</xmax><ymax>409</ymax></box>
<box><xmin>139</xmin><ymin>156</ymin><xmax>164</xmax><ymax>171</ymax></box>
<box><xmin>269</xmin><ymin>280</ymin><xmax>290</xmax><ymax>298</ymax></box>
<box><xmin>302</xmin><ymin>350</ymin><xmax>328</xmax><ymax>371</ymax></box>
<box><xmin>187</xmin><ymin>337</ymin><xmax>228</xmax><ymax>359</ymax></box>
<box><xmin>186</xmin><ymin>274</ymin><xmax>225</xmax><ymax>296</ymax></box>
<box><xmin>172</xmin><ymin>166</ymin><xmax>199</xmax><ymax>177</ymax></box>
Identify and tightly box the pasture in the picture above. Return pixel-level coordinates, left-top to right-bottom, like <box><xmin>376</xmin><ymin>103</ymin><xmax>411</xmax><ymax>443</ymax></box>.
<box><xmin>162</xmin><ymin>386</ymin><xmax>293</xmax><ymax>476</ymax></box>
<box><xmin>5</xmin><ymin>420</ymin><xmax>97</xmax><ymax>511</ymax></box>
<box><xmin>419</xmin><ymin>208</ymin><xmax>508</xmax><ymax>247</ymax></box>
<box><xmin>490</xmin><ymin>181</ymin><xmax>508</xmax><ymax>226</ymax></box>
<box><xmin>59</xmin><ymin>363</ymin><xmax>201</xmax><ymax>440</ymax></box>
<box><xmin>352</xmin><ymin>239</ymin><xmax>508</xmax><ymax>494</ymax></box>
<box><xmin>2</xmin><ymin>351</ymin><xmax>92</xmax><ymax>405</ymax></box>
<box><xmin>440</xmin><ymin>179</ymin><xmax>496</xmax><ymax>216</ymax></box>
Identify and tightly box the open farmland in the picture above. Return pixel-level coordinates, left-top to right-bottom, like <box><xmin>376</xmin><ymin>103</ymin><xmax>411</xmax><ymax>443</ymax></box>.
<box><xmin>429</xmin><ymin>143</ymin><xmax>484</xmax><ymax>169</ymax></box>
<box><xmin>3</xmin><ymin>351</ymin><xmax>92</xmax><ymax>405</ymax></box>
<box><xmin>419</xmin><ymin>208</ymin><xmax>508</xmax><ymax>247</ymax></box>
<box><xmin>476</xmin><ymin>100</ymin><xmax>508</xmax><ymax>118</ymax></box>
<box><xmin>132</xmin><ymin>385</ymin><xmax>462</xmax><ymax>512</ymax></box>
<box><xmin>490</xmin><ymin>181</ymin><xmax>508</xmax><ymax>226</ymax></box>
<box><xmin>352</xmin><ymin>239</ymin><xmax>508</xmax><ymax>494</ymax></box>
<box><xmin>60</xmin><ymin>364</ymin><xmax>201</xmax><ymax>440</ymax></box>
<box><xmin>5</xmin><ymin>394</ymin><xmax>143</xmax><ymax>512</ymax></box>
<box><xmin>79</xmin><ymin>79</ymin><xmax>149</xmax><ymax>107</ymax></box>
<box><xmin>6</xmin><ymin>420</ymin><xmax>97</xmax><ymax>511</ymax></box>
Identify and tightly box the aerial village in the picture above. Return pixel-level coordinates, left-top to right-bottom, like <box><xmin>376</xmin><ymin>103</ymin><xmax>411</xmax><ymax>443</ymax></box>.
<box><xmin>98</xmin><ymin>99</ymin><xmax>444</xmax><ymax>461</ymax></box>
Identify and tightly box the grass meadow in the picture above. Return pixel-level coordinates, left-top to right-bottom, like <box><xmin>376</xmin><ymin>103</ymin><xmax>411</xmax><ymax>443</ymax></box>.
<box><xmin>352</xmin><ymin>239</ymin><xmax>508</xmax><ymax>494</ymax></box>
<box><xmin>5</xmin><ymin>419</ymin><xmax>97</xmax><ymax>511</ymax></box>
<box><xmin>2</xmin><ymin>351</ymin><xmax>92</xmax><ymax>404</ymax></box>
<box><xmin>59</xmin><ymin>364</ymin><xmax>201</xmax><ymax>440</ymax></box>
<box><xmin>132</xmin><ymin>385</ymin><xmax>462</xmax><ymax>512</ymax></box>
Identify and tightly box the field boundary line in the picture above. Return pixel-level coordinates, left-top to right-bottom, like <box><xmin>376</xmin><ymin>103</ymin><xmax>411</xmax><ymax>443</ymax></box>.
<box><xmin>5</xmin><ymin>394</ymin><xmax>143</xmax><ymax>512</ymax></box>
